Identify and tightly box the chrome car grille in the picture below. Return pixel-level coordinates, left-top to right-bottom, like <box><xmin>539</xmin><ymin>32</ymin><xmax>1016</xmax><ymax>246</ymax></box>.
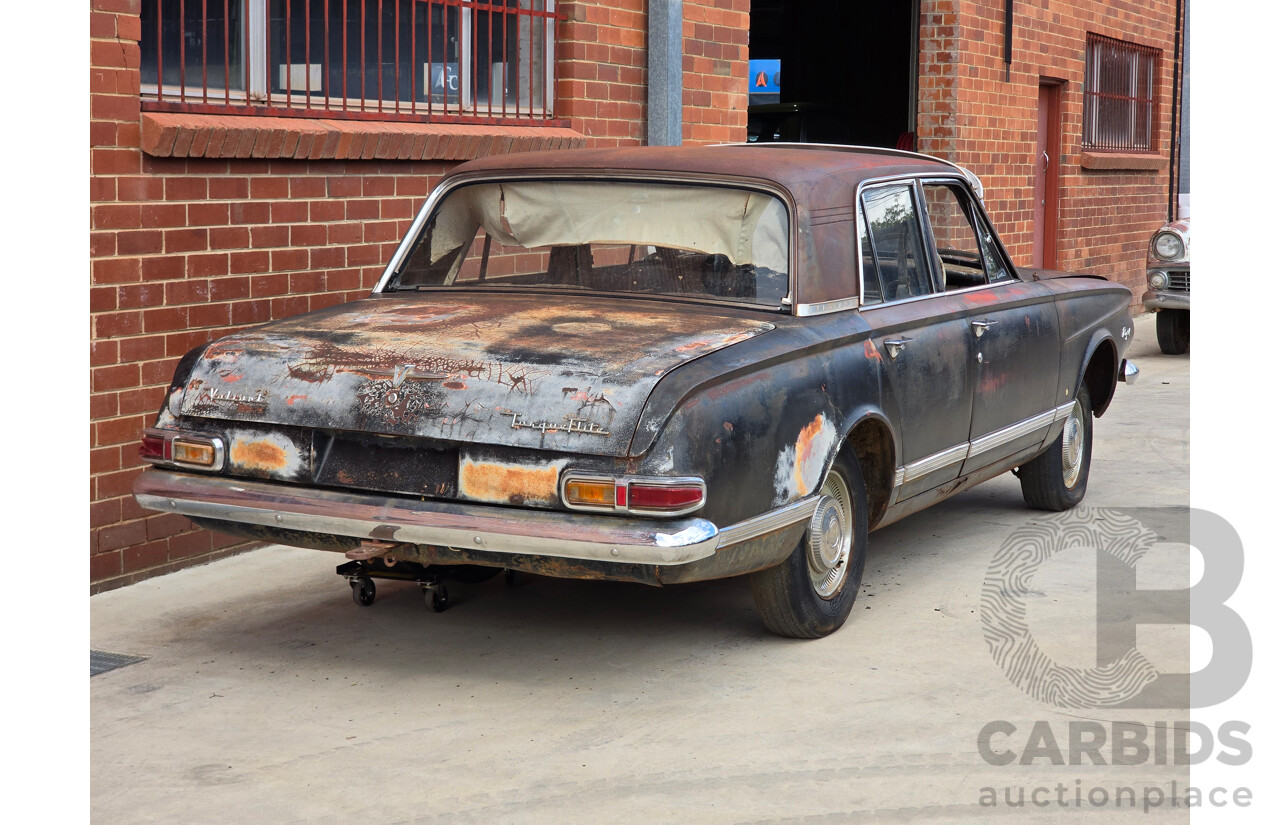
<box><xmin>1167</xmin><ymin>271</ymin><xmax>1190</xmax><ymax>292</ymax></box>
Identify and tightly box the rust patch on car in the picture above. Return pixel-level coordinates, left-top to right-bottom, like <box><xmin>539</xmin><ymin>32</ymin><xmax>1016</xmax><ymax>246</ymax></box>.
<box><xmin>862</xmin><ymin>339</ymin><xmax>882</xmax><ymax>363</ymax></box>
<box><xmin>230</xmin><ymin>439</ymin><xmax>288</xmax><ymax>471</ymax></box>
<box><xmin>458</xmin><ymin>457</ymin><xmax>569</xmax><ymax>506</ymax></box>
<box><xmin>773</xmin><ymin>413</ymin><xmax>837</xmax><ymax>503</ymax></box>
<box><xmin>227</xmin><ymin>430</ymin><xmax>306</xmax><ymax>478</ymax></box>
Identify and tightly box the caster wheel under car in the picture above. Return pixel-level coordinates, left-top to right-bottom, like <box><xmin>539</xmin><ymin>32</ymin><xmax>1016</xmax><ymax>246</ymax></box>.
<box><xmin>351</xmin><ymin>577</ymin><xmax>376</xmax><ymax>607</ymax></box>
<box><xmin>423</xmin><ymin>583</ymin><xmax>449</xmax><ymax>612</ymax></box>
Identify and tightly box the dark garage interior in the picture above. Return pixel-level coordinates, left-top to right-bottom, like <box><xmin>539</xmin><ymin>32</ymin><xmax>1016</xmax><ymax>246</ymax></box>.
<box><xmin>748</xmin><ymin>0</ymin><xmax>918</xmax><ymax>147</ymax></box>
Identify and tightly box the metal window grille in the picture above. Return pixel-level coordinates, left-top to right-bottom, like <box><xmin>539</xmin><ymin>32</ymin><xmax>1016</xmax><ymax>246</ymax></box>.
<box><xmin>140</xmin><ymin>0</ymin><xmax>559</xmax><ymax>124</ymax></box>
<box><xmin>1082</xmin><ymin>33</ymin><xmax>1160</xmax><ymax>152</ymax></box>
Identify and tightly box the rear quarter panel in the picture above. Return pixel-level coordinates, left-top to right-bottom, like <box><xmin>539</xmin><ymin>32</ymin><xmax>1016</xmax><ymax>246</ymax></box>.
<box><xmin>632</xmin><ymin>311</ymin><xmax>893</xmax><ymax>527</ymax></box>
<box><xmin>1037</xmin><ymin>276</ymin><xmax>1133</xmax><ymax>412</ymax></box>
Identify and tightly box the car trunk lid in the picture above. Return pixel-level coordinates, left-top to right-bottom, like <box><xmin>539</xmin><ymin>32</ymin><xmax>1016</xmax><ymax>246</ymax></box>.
<box><xmin>179</xmin><ymin>294</ymin><xmax>774</xmax><ymax>457</ymax></box>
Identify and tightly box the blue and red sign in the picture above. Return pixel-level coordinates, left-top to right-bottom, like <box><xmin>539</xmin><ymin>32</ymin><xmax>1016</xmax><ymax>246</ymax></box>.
<box><xmin>749</xmin><ymin>59</ymin><xmax>781</xmax><ymax>95</ymax></box>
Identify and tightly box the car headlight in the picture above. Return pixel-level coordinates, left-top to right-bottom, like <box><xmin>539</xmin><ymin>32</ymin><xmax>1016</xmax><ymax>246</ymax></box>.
<box><xmin>1152</xmin><ymin>231</ymin><xmax>1185</xmax><ymax>261</ymax></box>
<box><xmin>1148</xmin><ymin>270</ymin><xmax>1169</xmax><ymax>289</ymax></box>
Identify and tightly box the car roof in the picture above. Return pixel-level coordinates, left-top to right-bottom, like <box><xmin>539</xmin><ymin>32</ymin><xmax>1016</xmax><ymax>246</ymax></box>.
<box><xmin>449</xmin><ymin>144</ymin><xmax>966</xmax><ymax>208</ymax></box>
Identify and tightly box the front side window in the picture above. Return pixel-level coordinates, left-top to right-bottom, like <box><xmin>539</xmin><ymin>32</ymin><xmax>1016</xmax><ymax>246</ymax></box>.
<box><xmin>388</xmin><ymin>180</ymin><xmax>791</xmax><ymax>307</ymax></box>
<box><xmin>140</xmin><ymin>0</ymin><xmax>555</xmax><ymax>122</ymax></box>
<box><xmin>859</xmin><ymin>183</ymin><xmax>932</xmax><ymax>302</ymax></box>
<box><xmin>1083</xmin><ymin>33</ymin><xmax>1159</xmax><ymax>152</ymax></box>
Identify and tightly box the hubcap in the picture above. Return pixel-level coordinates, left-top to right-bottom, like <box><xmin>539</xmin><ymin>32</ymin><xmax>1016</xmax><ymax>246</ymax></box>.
<box><xmin>1061</xmin><ymin>400</ymin><xmax>1084</xmax><ymax>488</ymax></box>
<box><xmin>806</xmin><ymin>470</ymin><xmax>854</xmax><ymax>599</ymax></box>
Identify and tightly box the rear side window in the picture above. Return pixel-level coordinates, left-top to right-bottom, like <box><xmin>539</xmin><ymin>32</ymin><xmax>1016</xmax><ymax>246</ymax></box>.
<box><xmin>922</xmin><ymin>182</ymin><xmax>1013</xmax><ymax>288</ymax></box>
<box><xmin>859</xmin><ymin>183</ymin><xmax>933</xmax><ymax>302</ymax></box>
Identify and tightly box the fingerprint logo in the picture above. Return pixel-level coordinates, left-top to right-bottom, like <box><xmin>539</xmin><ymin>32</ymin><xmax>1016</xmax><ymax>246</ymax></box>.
<box><xmin>981</xmin><ymin>507</ymin><xmax>1162</xmax><ymax>708</ymax></box>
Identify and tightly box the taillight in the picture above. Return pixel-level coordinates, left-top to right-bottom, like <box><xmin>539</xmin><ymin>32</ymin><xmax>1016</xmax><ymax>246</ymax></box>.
<box><xmin>140</xmin><ymin>428</ymin><xmax>225</xmax><ymax>471</ymax></box>
<box><xmin>139</xmin><ymin>431</ymin><xmax>168</xmax><ymax>462</ymax></box>
<box><xmin>563</xmin><ymin>478</ymin><xmax>615</xmax><ymax>508</ymax></box>
<box><xmin>560</xmin><ymin>473</ymin><xmax>705</xmax><ymax>517</ymax></box>
<box><xmin>629</xmin><ymin>482</ymin><xmax>705</xmax><ymax>512</ymax></box>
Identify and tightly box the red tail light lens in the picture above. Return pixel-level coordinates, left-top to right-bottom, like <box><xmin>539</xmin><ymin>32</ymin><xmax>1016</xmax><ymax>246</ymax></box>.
<box><xmin>139</xmin><ymin>431</ymin><xmax>168</xmax><ymax>461</ymax></box>
<box><xmin>628</xmin><ymin>483</ymin><xmax>704</xmax><ymax>512</ymax></box>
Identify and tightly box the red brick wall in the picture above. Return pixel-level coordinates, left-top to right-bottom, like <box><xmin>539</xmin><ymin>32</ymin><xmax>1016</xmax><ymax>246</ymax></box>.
<box><xmin>89</xmin><ymin>0</ymin><xmax>747</xmax><ymax>590</ymax></box>
<box><xmin>683</xmin><ymin>0</ymin><xmax>750</xmax><ymax>144</ymax></box>
<box><xmin>556</xmin><ymin>1</ymin><xmax>646</xmax><ymax>145</ymax></box>
<box><xmin>555</xmin><ymin>0</ymin><xmax>750</xmax><ymax>146</ymax></box>
<box><xmin>917</xmin><ymin>0</ymin><xmax>1178</xmax><ymax>301</ymax></box>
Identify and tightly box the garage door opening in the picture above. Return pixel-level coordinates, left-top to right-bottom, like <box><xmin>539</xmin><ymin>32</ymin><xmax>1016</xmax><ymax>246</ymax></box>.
<box><xmin>748</xmin><ymin>0</ymin><xmax>919</xmax><ymax>148</ymax></box>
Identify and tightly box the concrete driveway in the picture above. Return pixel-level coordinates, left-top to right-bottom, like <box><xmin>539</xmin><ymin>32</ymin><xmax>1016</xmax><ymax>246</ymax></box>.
<box><xmin>92</xmin><ymin>311</ymin><xmax>1191</xmax><ymax>823</ymax></box>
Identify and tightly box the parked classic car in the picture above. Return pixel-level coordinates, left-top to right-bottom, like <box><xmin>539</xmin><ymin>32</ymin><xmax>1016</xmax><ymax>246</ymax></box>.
<box><xmin>133</xmin><ymin>144</ymin><xmax>1137</xmax><ymax>638</ymax></box>
<box><xmin>1142</xmin><ymin>218</ymin><xmax>1190</xmax><ymax>355</ymax></box>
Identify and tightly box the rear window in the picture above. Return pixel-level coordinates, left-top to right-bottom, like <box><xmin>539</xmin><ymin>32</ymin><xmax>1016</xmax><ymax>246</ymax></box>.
<box><xmin>388</xmin><ymin>180</ymin><xmax>791</xmax><ymax>307</ymax></box>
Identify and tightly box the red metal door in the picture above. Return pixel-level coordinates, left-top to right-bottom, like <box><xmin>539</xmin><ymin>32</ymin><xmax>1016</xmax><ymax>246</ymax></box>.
<box><xmin>1033</xmin><ymin>81</ymin><xmax>1062</xmax><ymax>269</ymax></box>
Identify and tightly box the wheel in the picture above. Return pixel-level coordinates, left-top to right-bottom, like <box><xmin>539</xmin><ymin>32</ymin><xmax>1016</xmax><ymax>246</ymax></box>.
<box><xmin>428</xmin><ymin>585</ymin><xmax>450</xmax><ymax>613</ymax></box>
<box><xmin>351</xmin><ymin>577</ymin><xmax>376</xmax><ymax>607</ymax></box>
<box><xmin>1155</xmin><ymin>309</ymin><xmax>1189</xmax><ymax>355</ymax></box>
<box><xmin>1018</xmin><ymin>385</ymin><xmax>1093</xmax><ymax>511</ymax></box>
<box><xmin>749</xmin><ymin>457</ymin><xmax>868</xmax><ymax>639</ymax></box>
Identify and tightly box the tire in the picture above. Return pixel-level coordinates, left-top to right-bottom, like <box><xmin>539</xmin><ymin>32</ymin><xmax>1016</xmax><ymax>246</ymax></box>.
<box><xmin>750</xmin><ymin>456</ymin><xmax>868</xmax><ymax>638</ymax></box>
<box><xmin>1155</xmin><ymin>309</ymin><xmax>1189</xmax><ymax>355</ymax></box>
<box><xmin>1018</xmin><ymin>385</ymin><xmax>1093</xmax><ymax>511</ymax></box>
<box><xmin>351</xmin><ymin>577</ymin><xmax>376</xmax><ymax>607</ymax></box>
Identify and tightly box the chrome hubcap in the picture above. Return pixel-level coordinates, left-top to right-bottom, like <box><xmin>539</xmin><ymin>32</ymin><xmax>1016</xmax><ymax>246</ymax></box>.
<box><xmin>806</xmin><ymin>471</ymin><xmax>854</xmax><ymax>599</ymax></box>
<box><xmin>1061</xmin><ymin>400</ymin><xmax>1084</xmax><ymax>488</ymax></box>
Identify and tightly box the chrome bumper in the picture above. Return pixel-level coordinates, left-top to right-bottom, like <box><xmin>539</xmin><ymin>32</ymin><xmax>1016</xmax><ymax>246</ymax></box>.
<box><xmin>133</xmin><ymin>470</ymin><xmax>818</xmax><ymax>567</ymax></box>
<box><xmin>1142</xmin><ymin>290</ymin><xmax>1190</xmax><ymax>312</ymax></box>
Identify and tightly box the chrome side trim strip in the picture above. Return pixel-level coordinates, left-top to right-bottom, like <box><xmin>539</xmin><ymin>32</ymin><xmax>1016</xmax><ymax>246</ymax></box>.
<box><xmin>892</xmin><ymin>406</ymin><xmax>1064</xmax><ymax>488</ymax></box>
<box><xmin>898</xmin><ymin>444</ymin><xmax>970</xmax><ymax>485</ymax></box>
<box><xmin>969</xmin><ymin>409</ymin><xmax>1056</xmax><ymax>458</ymax></box>
<box><xmin>716</xmin><ymin>497</ymin><xmax>819</xmax><ymax>548</ymax></box>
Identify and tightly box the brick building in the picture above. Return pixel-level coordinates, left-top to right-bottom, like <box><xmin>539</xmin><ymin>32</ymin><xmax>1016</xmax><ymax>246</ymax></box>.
<box><xmin>89</xmin><ymin>0</ymin><xmax>1186</xmax><ymax>589</ymax></box>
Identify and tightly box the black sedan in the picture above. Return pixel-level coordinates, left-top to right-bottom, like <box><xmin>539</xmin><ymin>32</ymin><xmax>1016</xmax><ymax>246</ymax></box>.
<box><xmin>134</xmin><ymin>144</ymin><xmax>1138</xmax><ymax>638</ymax></box>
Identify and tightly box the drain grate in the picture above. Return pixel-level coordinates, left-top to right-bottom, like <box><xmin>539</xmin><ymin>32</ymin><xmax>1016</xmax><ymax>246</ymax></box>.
<box><xmin>91</xmin><ymin>650</ymin><xmax>148</xmax><ymax>677</ymax></box>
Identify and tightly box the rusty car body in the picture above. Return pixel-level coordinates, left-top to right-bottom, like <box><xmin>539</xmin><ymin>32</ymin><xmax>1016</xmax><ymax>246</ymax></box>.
<box><xmin>1142</xmin><ymin>218</ymin><xmax>1190</xmax><ymax>355</ymax></box>
<box><xmin>133</xmin><ymin>144</ymin><xmax>1137</xmax><ymax>637</ymax></box>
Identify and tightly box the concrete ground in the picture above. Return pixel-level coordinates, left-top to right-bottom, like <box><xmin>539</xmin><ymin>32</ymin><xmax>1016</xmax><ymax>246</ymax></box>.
<box><xmin>92</xmin><ymin>311</ymin><xmax>1191</xmax><ymax>824</ymax></box>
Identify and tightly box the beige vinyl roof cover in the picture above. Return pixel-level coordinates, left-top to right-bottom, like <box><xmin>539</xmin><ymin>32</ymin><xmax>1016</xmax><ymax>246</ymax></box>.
<box><xmin>428</xmin><ymin>181</ymin><xmax>789</xmax><ymax>273</ymax></box>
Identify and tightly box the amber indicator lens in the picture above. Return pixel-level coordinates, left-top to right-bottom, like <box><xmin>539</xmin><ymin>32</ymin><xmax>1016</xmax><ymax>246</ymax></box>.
<box><xmin>564</xmin><ymin>479</ymin><xmax>615</xmax><ymax>507</ymax></box>
<box><xmin>173</xmin><ymin>439</ymin><xmax>216</xmax><ymax>466</ymax></box>
<box><xmin>628</xmin><ymin>484</ymin><xmax>704</xmax><ymax>511</ymax></box>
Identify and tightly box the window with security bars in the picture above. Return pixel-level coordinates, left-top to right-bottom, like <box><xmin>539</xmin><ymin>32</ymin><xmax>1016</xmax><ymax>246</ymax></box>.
<box><xmin>139</xmin><ymin>0</ymin><xmax>557</xmax><ymax>123</ymax></box>
<box><xmin>1082</xmin><ymin>33</ymin><xmax>1159</xmax><ymax>152</ymax></box>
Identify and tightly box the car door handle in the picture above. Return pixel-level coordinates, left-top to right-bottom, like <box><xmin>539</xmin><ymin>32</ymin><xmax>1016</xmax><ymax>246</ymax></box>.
<box><xmin>971</xmin><ymin>319</ymin><xmax>998</xmax><ymax>338</ymax></box>
<box><xmin>884</xmin><ymin>338</ymin><xmax>911</xmax><ymax>359</ymax></box>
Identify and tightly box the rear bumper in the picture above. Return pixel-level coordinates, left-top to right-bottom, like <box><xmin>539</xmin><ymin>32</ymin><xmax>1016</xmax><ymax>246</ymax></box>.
<box><xmin>133</xmin><ymin>469</ymin><xmax>817</xmax><ymax>568</ymax></box>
